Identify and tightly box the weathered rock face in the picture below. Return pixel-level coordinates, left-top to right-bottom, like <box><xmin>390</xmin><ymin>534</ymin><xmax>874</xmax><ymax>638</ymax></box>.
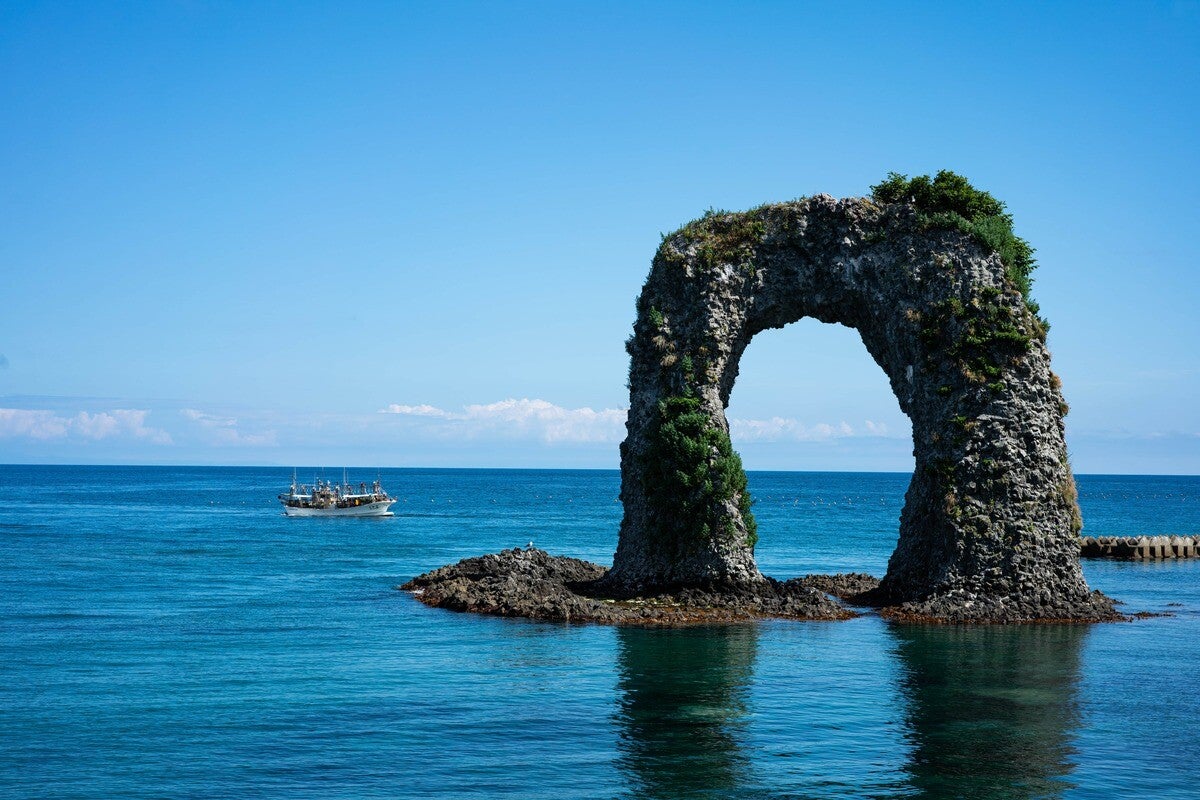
<box><xmin>605</xmin><ymin>194</ymin><xmax>1116</xmax><ymax>621</ymax></box>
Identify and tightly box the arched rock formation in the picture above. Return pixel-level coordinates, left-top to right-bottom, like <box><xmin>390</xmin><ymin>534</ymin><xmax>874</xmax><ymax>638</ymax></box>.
<box><xmin>605</xmin><ymin>192</ymin><xmax>1114</xmax><ymax>621</ymax></box>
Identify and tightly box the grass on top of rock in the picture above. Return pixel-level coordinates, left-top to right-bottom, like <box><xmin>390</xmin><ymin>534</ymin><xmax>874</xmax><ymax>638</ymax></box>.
<box><xmin>640</xmin><ymin>394</ymin><xmax>757</xmax><ymax>553</ymax></box>
<box><xmin>871</xmin><ymin>170</ymin><xmax>1046</xmax><ymax>331</ymax></box>
<box><xmin>659</xmin><ymin>207</ymin><xmax>767</xmax><ymax>275</ymax></box>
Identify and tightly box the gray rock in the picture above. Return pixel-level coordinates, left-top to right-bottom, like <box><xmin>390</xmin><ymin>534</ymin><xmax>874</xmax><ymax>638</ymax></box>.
<box><xmin>603</xmin><ymin>194</ymin><xmax>1118</xmax><ymax>622</ymax></box>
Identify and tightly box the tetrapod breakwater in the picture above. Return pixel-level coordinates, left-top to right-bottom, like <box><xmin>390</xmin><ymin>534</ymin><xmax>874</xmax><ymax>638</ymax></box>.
<box><xmin>1080</xmin><ymin>535</ymin><xmax>1199</xmax><ymax>560</ymax></box>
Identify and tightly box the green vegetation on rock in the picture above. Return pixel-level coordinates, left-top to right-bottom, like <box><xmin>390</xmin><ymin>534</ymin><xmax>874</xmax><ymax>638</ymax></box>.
<box><xmin>640</xmin><ymin>394</ymin><xmax>757</xmax><ymax>553</ymax></box>
<box><xmin>663</xmin><ymin>208</ymin><xmax>767</xmax><ymax>275</ymax></box>
<box><xmin>871</xmin><ymin>170</ymin><xmax>1045</xmax><ymax>329</ymax></box>
<box><xmin>919</xmin><ymin>294</ymin><xmax>1032</xmax><ymax>385</ymax></box>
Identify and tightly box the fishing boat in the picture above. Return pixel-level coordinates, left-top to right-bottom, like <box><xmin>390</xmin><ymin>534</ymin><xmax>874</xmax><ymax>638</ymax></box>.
<box><xmin>278</xmin><ymin>471</ymin><xmax>396</xmax><ymax>517</ymax></box>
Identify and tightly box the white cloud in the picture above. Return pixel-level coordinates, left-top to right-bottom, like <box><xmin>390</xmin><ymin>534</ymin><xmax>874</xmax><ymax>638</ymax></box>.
<box><xmin>864</xmin><ymin>420</ymin><xmax>889</xmax><ymax>436</ymax></box>
<box><xmin>730</xmin><ymin>416</ymin><xmax>856</xmax><ymax>442</ymax></box>
<box><xmin>379</xmin><ymin>399</ymin><xmax>904</xmax><ymax>447</ymax></box>
<box><xmin>729</xmin><ymin>416</ymin><xmax>901</xmax><ymax>442</ymax></box>
<box><xmin>379</xmin><ymin>403</ymin><xmax>450</xmax><ymax>417</ymax></box>
<box><xmin>181</xmin><ymin>408</ymin><xmax>277</xmax><ymax>447</ymax></box>
<box><xmin>0</xmin><ymin>407</ymin><xmax>171</xmax><ymax>444</ymax></box>
<box><xmin>0</xmin><ymin>408</ymin><xmax>70</xmax><ymax>439</ymax></box>
<box><xmin>380</xmin><ymin>398</ymin><xmax>627</xmax><ymax>443</ymax></box>
<box><xmin>74</xmin><ymin>409</ymin><xmax>172</xmax><ymax>444</ymax></box>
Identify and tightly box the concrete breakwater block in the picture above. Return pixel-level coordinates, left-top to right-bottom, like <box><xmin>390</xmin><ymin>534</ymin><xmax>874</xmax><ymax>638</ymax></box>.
<box><xmin>1080</xmin><ymin>535</ymin><xmax>1199</xmax><ymax>560</ymax></box>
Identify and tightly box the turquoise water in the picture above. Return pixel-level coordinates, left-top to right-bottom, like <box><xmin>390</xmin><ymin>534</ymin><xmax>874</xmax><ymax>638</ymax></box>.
<box><xmin>2</xmin><ymin>466</ymin><xmax>1198</xmax><ymax>799</ymax></box>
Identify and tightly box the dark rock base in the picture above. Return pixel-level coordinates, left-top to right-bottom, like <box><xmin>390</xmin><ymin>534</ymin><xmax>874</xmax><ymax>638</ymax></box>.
<box><xmin>401</xmin><ymin>548</ymin><xmax>853</xmax><ymax>625</ymax></box>
<box><xmin>403</xmin><ymin>549</ymin><xmax>1127</xmax><ymax>626</ymax></box>
<box><xmin>798</xmin><ymin>569</ymin><xmax>1120</xmax><ymax>624</ymax></box>
<box><xmin>874</xmin><ymin>590</ymin><xmax>1123</xmax><ymax>624</ymax></box>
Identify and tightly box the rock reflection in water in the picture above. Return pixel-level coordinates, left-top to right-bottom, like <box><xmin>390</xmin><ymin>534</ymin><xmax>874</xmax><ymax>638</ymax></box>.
<box><xmin>613</xmin><ymin>625</ymin><xmax>758</xmax><ymax>799</ymax></box>
<box><xmin>890</xmin><ymin>623</ymin><xmax>1089</xmax><ymax>800</ymax></box>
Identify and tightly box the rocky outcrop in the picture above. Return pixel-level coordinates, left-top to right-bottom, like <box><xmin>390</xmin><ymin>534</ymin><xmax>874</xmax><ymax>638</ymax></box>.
<box><xmin>796</xmin><ymin>573</ymin><xmax>881</xmax><ymax>601</ymax></box>
<box><xmin>604</xmin><ymin>184</ymin><xmax>1118</xmax><ymax>622</ymax></box>
<box><xmin>402</xmin><ymin>548</ymin><xmax>850</xmax><ymax>625</ymax></box>
<box><xmin>406</xmin><ymin>176</ymin><xmax>1120</xmax><ymax>624</ymax></box>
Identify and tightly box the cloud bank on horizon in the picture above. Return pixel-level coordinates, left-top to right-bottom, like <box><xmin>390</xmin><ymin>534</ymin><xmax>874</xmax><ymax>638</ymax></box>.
<box><xmin>180</xmin><ymin>408</ymin><xmax>279</xmax><ymax>447</ymax></box>
<box><xmin>379</xmin><ymin>398</ymin><xmax>627</xmax><ymax>443</ymax></box>
<box><xmin>377</xmin><ymin>397</ymin><xmax>894</xmax><ymax>445</ymax></box>
<box><xmin>0</xmin><ymin>396</ymin><xmax>899</xmax><ymax>463</ymax></box>
<box><xmin>0</xmin><ymin>407</ymin><xmax>172</xmax><ymax>445</ymax></box>
<box><xmin>1</xmin><ymin>395</ymin><xmax>1195</xmax><ymax>473</ymax></box>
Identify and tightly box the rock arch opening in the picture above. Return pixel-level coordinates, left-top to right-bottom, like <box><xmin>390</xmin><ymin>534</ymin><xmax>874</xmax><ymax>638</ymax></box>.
<box><xmin>603</xmin><ymin>176</ymin><xmax>1115</xmax><ymax>621</ymax></box>
<box><xmin>724</xmin><ymin>316</ymin><xmax>912</xmax><ymax>473</ymax></box>
<box><xmin>722</xmin><ymin>318</ymin><xmax>911</xmax><ymax>577</ymax></box>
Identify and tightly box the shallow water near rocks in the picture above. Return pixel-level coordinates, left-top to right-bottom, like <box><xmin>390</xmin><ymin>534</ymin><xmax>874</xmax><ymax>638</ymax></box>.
<box><xmin>2</xmin><ymin>466</ymin><xmax>1198</xmax><ymax>799</ymax></box>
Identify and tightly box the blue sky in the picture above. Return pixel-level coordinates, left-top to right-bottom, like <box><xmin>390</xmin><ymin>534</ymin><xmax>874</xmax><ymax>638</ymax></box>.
<box><xmin>1</xmin><ymin>1</ymin><xmax>1197</xmax><ymax>472</ymax></box>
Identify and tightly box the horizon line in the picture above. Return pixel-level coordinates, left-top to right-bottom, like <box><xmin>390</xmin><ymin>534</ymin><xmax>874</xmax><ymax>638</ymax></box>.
<box><xmin>3</xmin><ymin>462</ymin><xmax>1198</xmax><ymax>479</ymax></box>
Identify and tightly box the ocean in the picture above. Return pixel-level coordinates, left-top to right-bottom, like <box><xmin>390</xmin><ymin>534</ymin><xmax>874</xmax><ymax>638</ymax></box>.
<box><xmin>2</xmin><ymin>466</ymin><xmax>1198</xmax><ymax>799</ymax></box>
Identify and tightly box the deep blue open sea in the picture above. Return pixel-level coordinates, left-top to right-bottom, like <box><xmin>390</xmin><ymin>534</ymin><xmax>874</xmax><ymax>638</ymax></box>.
<box><xmin>2</xmin><ymin>466</ymin><xmax>1199</xmax><ymax>799</ymax></box>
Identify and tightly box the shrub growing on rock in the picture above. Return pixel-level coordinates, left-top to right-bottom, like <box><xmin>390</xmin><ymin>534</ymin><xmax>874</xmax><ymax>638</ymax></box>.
<box><xmin>871</xmin><ymin>170</ymin><xmax>1044</xmax><ymax>328</ymax></box>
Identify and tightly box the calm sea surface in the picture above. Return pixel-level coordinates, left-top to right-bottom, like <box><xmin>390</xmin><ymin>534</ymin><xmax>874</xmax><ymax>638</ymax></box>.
<box><xmin>2</xmin><ymin>466</ymin><xmax>1198</xmax><ymax>799</ymax></box>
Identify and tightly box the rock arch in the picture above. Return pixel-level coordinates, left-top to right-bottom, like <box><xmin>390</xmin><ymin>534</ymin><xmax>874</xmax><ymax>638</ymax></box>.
<box><xmin>605</xmin><ymin>181</ymin><xmax>1115</xmax><ymax>621</ymax></box>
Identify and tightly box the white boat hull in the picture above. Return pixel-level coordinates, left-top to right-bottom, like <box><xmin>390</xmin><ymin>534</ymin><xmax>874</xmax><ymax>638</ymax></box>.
<box><xmin>282</xmin><ymin>500</ymin><xmax>396</xmax><ymax>517</ymax></box>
